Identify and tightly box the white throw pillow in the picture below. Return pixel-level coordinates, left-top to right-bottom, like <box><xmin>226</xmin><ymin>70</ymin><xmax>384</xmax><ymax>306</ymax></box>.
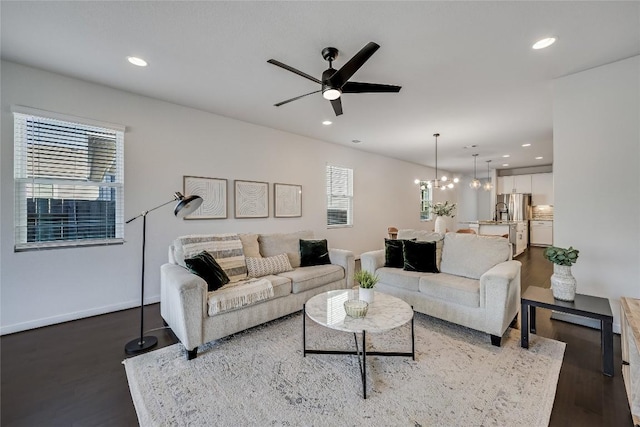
<box><xmin>246</xmin><ymin>253</ymin><xmax>293</xmax><ymax>278</ymax></box>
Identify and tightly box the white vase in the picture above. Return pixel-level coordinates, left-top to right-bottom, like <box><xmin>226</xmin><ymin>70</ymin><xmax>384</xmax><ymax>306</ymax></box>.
<box><xmin>359</xmin><ymin>287</ymin><xmax>374</xmax><ymax>303</ymax></box>
<box><xmin>434</xmin><ymin>216</ymin><xmax>447</xmax><ymax>235</ymax></box>
<box><xmin>551</xmin><ymin>264</ymin><xmax>577</xmax><ymax>302</ymax></box>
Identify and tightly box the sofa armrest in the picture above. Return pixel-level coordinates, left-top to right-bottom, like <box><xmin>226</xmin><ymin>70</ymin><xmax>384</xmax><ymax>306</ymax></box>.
<box><xmin>480</xmin><ymin>260</ymin><xmax>522</xmax><ymax>335</ymax></box>
<box><xmin>360</xmin><ymin>249</ymin><xmax>385</xmax><ymax>274</ymax></box>
<box><xmin>160</xmin><ymin>263</ymin><xmax>207</xmax><ymax>351</ymax></box>
<box><xmin>329</xmin><ymin>248</ymin><xmax>356</xmax><ymax>288</ymax></box>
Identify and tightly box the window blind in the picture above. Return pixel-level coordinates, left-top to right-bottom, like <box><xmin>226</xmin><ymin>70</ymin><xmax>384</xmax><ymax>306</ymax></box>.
<box><xmin>13</xmin><ymin>110</ymin><xmax>125</xmax><ymax>250</ymax></box>
<box><xmin>326</xmin><ymin>165</ymin><xmax>353</xmax><ymax>227</ymax></box>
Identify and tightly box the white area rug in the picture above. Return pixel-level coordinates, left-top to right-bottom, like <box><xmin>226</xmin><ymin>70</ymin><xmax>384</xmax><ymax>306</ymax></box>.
<box><xmin>124</xmin><ymin>312</ymin><xmax>564</xmax><ymax>426</ymax></box>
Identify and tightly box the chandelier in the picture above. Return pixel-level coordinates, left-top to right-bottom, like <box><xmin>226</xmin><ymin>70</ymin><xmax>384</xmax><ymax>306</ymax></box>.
<box><xmin>427</xmin><ymin>133</ymin><xmax>458</xmax><ymax>190</ymax></box>
<box><xmin>483</xmin><ymin>160</ymin><xmax>493</xmax><ymax>191</ymax></box>
<box><xmin>469</xmin><ymin>154</ymin><xmax>481</xmax><ymax>190</ymax></box>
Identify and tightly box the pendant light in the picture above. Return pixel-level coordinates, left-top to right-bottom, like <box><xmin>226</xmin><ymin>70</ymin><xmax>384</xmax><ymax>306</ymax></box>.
<box><xmin>469</xmin><ymin>154</ymin><xmax>481</xmax><ymax>189</ymax></box>
<box><xmin>483</xmin><ymin>160</ymin><xmax>493</xmax><ymax>191</ymax></box>
<box><xmin>428</xmin><ymin>133</ymin><xmax>455</xmax><ymax>190</ymax></box>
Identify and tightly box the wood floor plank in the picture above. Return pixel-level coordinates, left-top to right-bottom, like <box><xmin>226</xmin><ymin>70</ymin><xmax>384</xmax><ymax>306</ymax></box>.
<box><xmin>0</xmin><ymin>247</ymin><xmax>633</xmax><ymax>426</ymax></box>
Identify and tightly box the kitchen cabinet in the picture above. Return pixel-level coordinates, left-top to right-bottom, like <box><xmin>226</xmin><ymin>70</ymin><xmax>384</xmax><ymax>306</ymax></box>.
<box><xmin>530</xmin><ymin>220</ymin><xmax>553</xmax><ymax>246</ymax></box>
<box><xmin>497</xmin><ymin>175</ymin><xmax>532</xmax><ymax>194</ymax></box>
<box><xmin>531</xmin><ymin>173</ymin><xmax>554</xmax><ymax>205</ymax></box>
<box><xmin>515</xmin><ymin>222</ymin><xmax>528</xmax><ymax>255</ymax></box>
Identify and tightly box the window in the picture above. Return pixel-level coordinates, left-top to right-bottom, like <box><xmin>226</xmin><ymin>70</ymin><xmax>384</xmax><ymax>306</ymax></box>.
<box><xmin>419</xmin><ymin>180</ymin><xmax>432</xmax><ymax>221</ymax></box>
<box><xmin>326</xmin><ymin>165</ymin><xmax>353</xmax><ymax>227</ymax></box>
<box><xmin>13</xmin><ymin>107</ymin><xmax>125</xmax><ymax>250</ymax></box>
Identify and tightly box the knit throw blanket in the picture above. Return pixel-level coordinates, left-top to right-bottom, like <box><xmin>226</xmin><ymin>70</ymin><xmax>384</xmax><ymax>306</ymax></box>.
<box><xmin>207</xmin><ymin>277</ymin><xmax>274</xmax><ymax>316</ymax></box>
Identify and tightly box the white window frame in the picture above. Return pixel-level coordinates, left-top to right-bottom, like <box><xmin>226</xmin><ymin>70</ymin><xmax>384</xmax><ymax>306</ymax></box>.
<box><xmin>419</xmin><ymin>180</ymin><xmax>433</xmax><ymax>221</ymax></box>
<box><xmin>326</xmin><ymin>164</ymin><xmax>353</xmax><ymax>228</ymax></box>
<box><xmin>13</xmin><ymin>106</ymin><xmax>125</xmax><ymax>251</ymax></box>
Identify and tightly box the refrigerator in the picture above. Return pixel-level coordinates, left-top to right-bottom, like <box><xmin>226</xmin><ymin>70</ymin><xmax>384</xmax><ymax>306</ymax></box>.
<box><xmin>496</xmin><ymin>193</ymin><xmax>531</xmax><ymax>221</ymax></box>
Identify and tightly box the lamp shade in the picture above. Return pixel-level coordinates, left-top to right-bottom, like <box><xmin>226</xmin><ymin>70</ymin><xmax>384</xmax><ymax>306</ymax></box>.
<box><xmin>174</xmin><ymin>194</ymin><xmax>203</xmax><ymax>218</ymax></box>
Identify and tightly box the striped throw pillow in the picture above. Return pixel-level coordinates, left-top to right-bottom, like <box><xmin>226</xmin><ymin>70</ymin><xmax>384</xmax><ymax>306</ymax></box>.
<box><xmin>177</xmin><ymin>234</ymin><xmax>247</xmax><ymax>283</ymax></box>
<box><xmin>245</xmin><ymin>253</ymin><xmax>293</xmax><ymax>278</ymax></box>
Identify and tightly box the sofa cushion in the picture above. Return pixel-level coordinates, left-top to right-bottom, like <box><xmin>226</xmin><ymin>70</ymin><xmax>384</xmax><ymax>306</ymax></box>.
<box><xmin>419</xmin><ymin>273</ymin><xmax>480</xmax><ymax>308</ymax></box>
<box><xmin>246</xmin><ymin>254</ymin><xmax>293</xmax><ymax>278</ymax></box>
<box><xmin>384</xmin><ymin>239</ymin><xmax>414</xmax><ymax>268</ymax></box>
<box><xmin>397</xmin><ymin>229</ymin><xmax>444</xmax><ymax>269</ymax></box>
<box><xmin>402</xmin><ymin>240</ymin><xmax>439</xmax><ymax>273</ymax></box>
<box><xmin>239</xmin><ymin>233</ymin><xmax>261</xmax><ymax>258</ymax></box>
<box><xmin>260</xmin><ymin>274</ymin><xmax>292</xmax><ymax>298</ymax></box>
<box><xmin>184</xmin><ymin>251</ymin><xmax>230</xmax><ymax>291</ymax></box>
<box><xmin>375</xmin><ymin>267</ymin><xmax>427</xmax><ymax>292</ymax></box>
<box><xmin>259</xmin><ymin>231</ymin><xmax>313</xmax><ymax>268</ymax></box>
<box><xmin>175</xmin><ymin>234</ymin><xmax>247</xmax><ymax>283</ymax></box>
<box><xmin>278</xmin><ymin>264</ymin><xmax>344</xmax><ymax>294</ymax></box>
<box><xmin>440</xmin><ymin>233</ymin><xmax>510</xmax><ymax>280</ymax></box>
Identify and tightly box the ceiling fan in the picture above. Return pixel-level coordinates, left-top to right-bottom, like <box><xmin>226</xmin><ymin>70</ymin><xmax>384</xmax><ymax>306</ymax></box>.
<box><xmin>267</xmin><ymin>42</ymin><xmax>401</xmax><ymax>116</ymax></box>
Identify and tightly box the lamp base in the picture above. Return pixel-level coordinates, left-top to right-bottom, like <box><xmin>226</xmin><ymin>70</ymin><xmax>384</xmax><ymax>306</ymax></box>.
<box><xmin>124</xmin><ymin>336</ymin><xmax>158</xmax><ymax>355</ymax></box>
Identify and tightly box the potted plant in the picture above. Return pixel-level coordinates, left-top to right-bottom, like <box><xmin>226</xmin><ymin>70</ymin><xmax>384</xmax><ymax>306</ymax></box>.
<box><xmin>426</xmin><ymin>201</ymin><xmax>456</xmax><ymax>235</ymax></box>
<box><xmin>543</xmin><ymin>246</ymin><xmax>579</xmax><ymax>301</ymax></box>
<box><xmin>354</xmin><ymin>270</ymin><xmax>379</xmax><ymax>303</ymax></box>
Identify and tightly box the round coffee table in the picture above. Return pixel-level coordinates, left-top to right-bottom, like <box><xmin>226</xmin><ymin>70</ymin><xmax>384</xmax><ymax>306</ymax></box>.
<box><xmin>303</xmin><ymin>289</ymin><xmax>415</xmax><ymax>399</ymax></box>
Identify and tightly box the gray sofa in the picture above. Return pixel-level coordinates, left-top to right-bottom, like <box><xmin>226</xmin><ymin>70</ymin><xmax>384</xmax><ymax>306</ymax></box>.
<box><xmin>360</xmin><ymin>230</ymin><xmax>521</xmax><ymax>345</ymax></box>
<box><xmin>161</xmin><ymin>230</ymin><xmax>355</xmax><ymax>359</ymax></box>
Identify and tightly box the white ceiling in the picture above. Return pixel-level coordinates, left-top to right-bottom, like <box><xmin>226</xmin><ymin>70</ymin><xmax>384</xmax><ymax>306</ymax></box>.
<box><xmin>2</xmin><ymin>1</ymin><xmax>638</xmax><ymax>176</ymax></box>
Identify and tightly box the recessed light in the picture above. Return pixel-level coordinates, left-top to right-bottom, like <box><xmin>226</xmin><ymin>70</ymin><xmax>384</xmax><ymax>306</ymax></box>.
<box><xmin>352</xmin><ymin>139</ymin><xmax>361</xmax><ymax>144</ymax></box>
<box><xmin>532</xmin><ymin>37</ymin><xmax>556</xmax><ymax>50</ymax></box>
<box><xmin>502</xmin><ymin>154</ymin><xmax>510</xmax><ymax>158</ymax></box>
<box><xmin>322</xmin><ymin>120</ymin><xmax>332</xmax><ymax>126</ymax></box>
<box><xmin>535</xmin><ymin>156</ymin><xmax>543</xmax><ymax>160</ymax></box>
<box><xmin>502</xmin><ymin>163</ymin><xmax>509</xmax><ymax>167</ymax></box>
<box><xmin>522</xmin><ymin>143</ymin><xmax>531</xmax><ymax>147</ymax></box>
<box><xmin>127</xmin><ymin>56</ymin><xmax>148</xmax><ymax>67</ymax></box>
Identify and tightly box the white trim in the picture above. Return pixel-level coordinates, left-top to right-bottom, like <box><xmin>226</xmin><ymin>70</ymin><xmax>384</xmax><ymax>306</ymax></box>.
<box><xmin>0</xmin><ymin>295</ymin><xmax>160</xmax><ymax>335</ymax></box>
<box><xmin>11</xmin><ymin>105</ymin><xmax>126</xmax><ymax>132</ymax></box>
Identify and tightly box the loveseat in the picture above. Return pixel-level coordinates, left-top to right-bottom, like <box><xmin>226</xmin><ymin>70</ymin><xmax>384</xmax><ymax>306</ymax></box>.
<box><xmin>161</xmin><ymin>230</ymin><xmax>355</xmax><ymax>359</ymax></box>
<box><xmin>360</xmin><ymin>230</ymin><xmax>521</xmax><ymax>345</ymax></box>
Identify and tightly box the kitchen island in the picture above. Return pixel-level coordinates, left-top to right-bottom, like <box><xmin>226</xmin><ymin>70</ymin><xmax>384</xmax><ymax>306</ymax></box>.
<box><xmin>460</xmin><ymin>221</ymin><xmax>528</xmax><ymax>256</ymax></box>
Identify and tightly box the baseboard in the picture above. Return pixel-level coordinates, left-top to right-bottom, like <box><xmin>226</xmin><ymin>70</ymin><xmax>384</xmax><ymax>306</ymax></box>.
<box><xmin>0</xmin><ymin>295</ymin><xmax>161</xmax><ymax>335</ymax></box>
<box><xmin>550</xmin><ymin>311</ymin><xmax>621</xmax><ymax>334</ymax></box>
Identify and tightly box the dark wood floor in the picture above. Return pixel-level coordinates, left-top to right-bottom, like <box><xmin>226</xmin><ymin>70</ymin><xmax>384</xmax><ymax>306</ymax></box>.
<box><xmin>1</xmin><ymin>247</ymin><xmax>633</xmax><ymax>426</ymax></box>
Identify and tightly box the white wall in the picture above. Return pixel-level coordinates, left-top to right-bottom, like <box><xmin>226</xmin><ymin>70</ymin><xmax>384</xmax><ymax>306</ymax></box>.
<box><xmin>553</xmin><ymin>55</ymin><xmax>640</xmax><ymax>330</ymax></box>
<box><xmin>0</xmin><ymin>61</ymin><xmax>458</xmax><ymax>334</ymax></box>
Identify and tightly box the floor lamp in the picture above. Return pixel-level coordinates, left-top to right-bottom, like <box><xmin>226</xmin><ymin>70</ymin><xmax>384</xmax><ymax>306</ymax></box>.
<box><xmin>124</xmin><ymin>191</ymin><xmax>203</xmax><ymax>355</ymax></box>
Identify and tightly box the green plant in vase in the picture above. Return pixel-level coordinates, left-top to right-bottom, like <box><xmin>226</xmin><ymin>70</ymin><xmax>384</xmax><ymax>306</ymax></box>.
<box><xmin>354</xmin><ymin>270</ymin><xmax>378</xmax><ymax>303</ymax></box>
<box><xmin>543</xmin><ymin>246</ymin><xmax>579</xmax><ymax>301</ymax></box>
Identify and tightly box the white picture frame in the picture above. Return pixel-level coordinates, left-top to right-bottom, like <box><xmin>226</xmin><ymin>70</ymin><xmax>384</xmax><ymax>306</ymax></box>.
<box><xmin>234</xmin><ymin>180</ymin><xmax>269</xmax><ymax>218</ymax></box>
<box><xmin>183</xmin><ymin>176</ymin><xmax>227</xmax><ymax>219</ymax></box>
<box><xmin>274</xmin><ymin>183</ymin><xmax>302</xmax><ymax>218</ymax></box>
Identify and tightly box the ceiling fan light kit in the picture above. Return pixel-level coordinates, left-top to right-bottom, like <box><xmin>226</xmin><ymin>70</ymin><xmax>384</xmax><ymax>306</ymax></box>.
<box><xmin>268</xmin><ymin>42</ymin><xmax>401</xmax><ymax>116</ymax></box>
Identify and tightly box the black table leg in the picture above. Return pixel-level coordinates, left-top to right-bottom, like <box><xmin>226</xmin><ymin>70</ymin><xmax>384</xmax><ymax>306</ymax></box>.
<box><xmin>521</xmin><ymin>301</ymin><xmax>529</xmax><ymax>349</ymax></box>
<box><xmin>602</xmin><ymin>319</ymin><xmax>614</xmax><ymax>377</ymax></box>
<box><xmin>530</xmin><ymin>305</ymin><xmax>537</xmax><ymax>334</ymax></box>
<box><xmin>411</xmin><ymin>309</ymin><xmax>415</xmax><ymax>361</ymax></box>
<box><xmin>302</xmin><ymin>304</ymin><xmax>306</xmax><ymax>357</ymax></box>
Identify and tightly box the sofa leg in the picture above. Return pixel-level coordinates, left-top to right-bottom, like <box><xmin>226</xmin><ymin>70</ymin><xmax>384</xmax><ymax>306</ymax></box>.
<box><xmin>187</xmin><ymin>347</ymin><xmax>198</xmax><ymax>360</ymax></box>
<box><xmin>490</xmin><ymin>334</ymin><xmax>502</xmax><ymax>347</ymax></box>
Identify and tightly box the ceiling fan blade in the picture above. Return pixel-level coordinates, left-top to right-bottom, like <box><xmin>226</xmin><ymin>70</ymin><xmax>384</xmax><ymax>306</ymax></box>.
<box><xmin>274</xmin><ymin>90</ymin><xmax>321</xmax><ymax>107</ymax></box>
<box><xmin>267</xmin><ymin>59</ymin><xmax>322</xmax><ymax>84</ymax></box>
<box><xmin>342</xmin><ymin>82</ymin><xmax>402</xmax><ymax>93</ymax></box>
<box><xmin>330</xmin><ymin>98</ymin><xmax>343</xmax><ymax>116</ymax></box>
<box><xmin>328</xmin><ymin>42</ymin><xmax>380</xmax><ymax>88</ymax></box>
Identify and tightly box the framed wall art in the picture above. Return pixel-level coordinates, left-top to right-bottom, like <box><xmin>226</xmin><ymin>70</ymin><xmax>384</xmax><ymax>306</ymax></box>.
<box><xmin>274</xmin><ymin>183</ymin><xmax>302</xmax><ymax>218</ymax></box>
<box><xmin>234</xmin><ymin>180</ymin><xmax>269</xmax><ymax>218</ymax></box>
<box><xmin>183</xmin><ymin>176</ymin><xmax>227</xmax><ymax>219</ymax></box>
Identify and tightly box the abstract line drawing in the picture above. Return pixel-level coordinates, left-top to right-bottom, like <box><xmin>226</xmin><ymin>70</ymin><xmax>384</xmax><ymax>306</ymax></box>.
<box><xmin>274</xmin><ymin>183</ymin><xmax>302</xmax><ymax>217</ymax></box>
<box><xmin>183</xmin><ymin>176</ymin><xmax>227</xmax><ymax>219</ymax></box>
<box><xmin>234</xmin><ymin>180</ymin><xmax>268</xmax><ymax>218</ymax></box>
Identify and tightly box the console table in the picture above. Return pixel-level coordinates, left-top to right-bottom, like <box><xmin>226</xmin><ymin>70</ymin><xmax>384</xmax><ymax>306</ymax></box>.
<box><xmin>621</xmin><ymin>297</ymin><xmax>640</xmax><ymax>426</ymax></box>
<box><xmin>520</xmin><ymin>286</ymin><xmax>614</xmax><ymax>377</ymax></box>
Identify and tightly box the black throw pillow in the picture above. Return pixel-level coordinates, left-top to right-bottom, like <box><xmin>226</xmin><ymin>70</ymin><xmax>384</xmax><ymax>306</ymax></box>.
<box><xmin>402</xmin><ymin>240</ymin><xmax>439</xmax><ymax>273</ymax></box>
<box><xmin>300</xmin><ymin>239</ymin><xmax>331</xmax><ymax>267</ymax></box>
<box><xmin>185</xmin><ymin>251</ymin><xmax>230</xmax><ymax>291</ymax></box>
<box><xmin>384</xmin><ymin>238</ymin><xmax>416</xmax><ymax>268</ymax></box>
